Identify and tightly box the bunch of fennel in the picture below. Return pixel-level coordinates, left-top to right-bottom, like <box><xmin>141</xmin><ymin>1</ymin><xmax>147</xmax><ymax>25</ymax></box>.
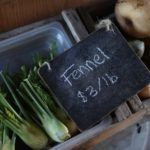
<box><xmin>0</xmin><ymin>123</ymin><xmax>16</xmax><ymax>150</ymax></box>
<box><xmin>0</xmin><ymin>72</ymin><xmax>48</xmax><ymax>150</ymax></box>
<box><xmin>0</xmin><ymin>42</ymin><xmax>76</xmax><ymax>149</ymax></box>
<box><xmin>28</xmin><ymin>44</ymin><xmax>77</xmax><ymax>136</ymax></box>
<box><xmin>1</xmin><ymin>44</ymin><xmax>71</xmax><ymax>143</ymax></box>
<box><xmin>20</xmin><ymin>43</ymin><xmax>76</xmax><ymax>138</ymax></box>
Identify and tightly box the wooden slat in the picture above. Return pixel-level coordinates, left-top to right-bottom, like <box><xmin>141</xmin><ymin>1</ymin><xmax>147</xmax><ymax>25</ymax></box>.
<box><xmin>77</xmin><ymin>7</ymin><xmax>95</xmax><ymax>33</ymax></box>
<box><xmin>128</xmin><ymin>95</ymin><xmax>144</xmax><ymax>112</ymax></box>
<box><xmin>71</xmin><ymin>108</ymin><xmax>147</xmax><ymax>150</ymax></box>
<box><xmin>61</xmin><ymin>9</ymin><xmax>89</xmax><ymax>42</ymax></box>
<box><xmin>115</xmin><ymin>103</ymin><xmax>132</xmax><ymax>121</ymax></box>
<box><xmin>50</xmin><ymin>116</ymin><xmax>112</xmax><ymax>150</ymax></box>
<box><xmin>0</xmin><ymin>0</ymin><xmax>101</xmax><ymax>32</ymax></box>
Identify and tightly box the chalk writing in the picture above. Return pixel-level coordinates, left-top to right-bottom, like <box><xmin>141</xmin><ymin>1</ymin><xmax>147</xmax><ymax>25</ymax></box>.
<box><xmin>77</xmin><ymin>91</ymin><xmax>88</xmax><ymax>103</ymax></box>
<box><xmin>78</xmin><ymin>72</ymin><xmax>119</xmax><ymax>103</ymax></box>
<box><xmin>85</xmin><ymin>86</ymin><xmax>98</xmax><ymax>97</ymax></box>
<box><xmin>60</xmin><ymin>47</ymin><xmax>119</xmax><ymax>103</ymax></box>
<box><xmin>60</xmin><ymin>47</ymin><xmax>110</xmax><ymax>86</ymax></box>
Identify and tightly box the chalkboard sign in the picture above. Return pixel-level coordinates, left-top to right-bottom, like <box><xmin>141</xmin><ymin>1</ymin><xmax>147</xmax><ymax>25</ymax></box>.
<box><xmin>39</xmin><ymin>24</ymin><xmax>150</xmax><ymax>130</ymax></box>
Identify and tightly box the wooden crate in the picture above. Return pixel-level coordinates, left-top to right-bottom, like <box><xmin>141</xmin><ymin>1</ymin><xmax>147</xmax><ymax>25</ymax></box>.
<box><xmin>0</xmin><ymin>4</ymin><xmax>149</xmax><ymax>150</ymax></box>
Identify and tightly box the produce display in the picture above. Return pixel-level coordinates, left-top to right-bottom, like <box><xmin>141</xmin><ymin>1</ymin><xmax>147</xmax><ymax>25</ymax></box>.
<box><xmin>0</xmin><ymin>43</ymin><xmax>77</xmax><ymax>150</ymax></box>
<box><xmin>0</xmin><ymin>1</ymin><xmax>150</xmax><ymax>149</ymax></box>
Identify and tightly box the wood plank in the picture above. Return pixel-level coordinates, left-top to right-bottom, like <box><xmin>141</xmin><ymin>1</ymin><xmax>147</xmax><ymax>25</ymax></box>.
<box><xmin>61</xmin><ymin>9</ymin><xmax>89</xmax><ymax>42</ymax></box>
<box><xmin>77</xmin><ymin>8</ymin><xmax>95</xmax><ymax>33</ymax></box>
<box><xmin>128</xmin><ymin>95</ymin><xmax>144</xmax><ymax>112</ymax></box>
<box><xmin>71</xmin><ymin>108</ymin><xmax>148</xmax><ymax>150</ymax></box>
<box><xmin>115</xmin><ymin>103</ymin><xmax>132</xmax><ymax>121</ymax></box>
<box><xmin>50</xmin><ymin>116</ymin><xmax>112</xmax><ymax>150</ymax></box>
<box><xmin>0</xmin><ymin>0</ymin><xmax>101</xmax><ymax>32</ymax></box>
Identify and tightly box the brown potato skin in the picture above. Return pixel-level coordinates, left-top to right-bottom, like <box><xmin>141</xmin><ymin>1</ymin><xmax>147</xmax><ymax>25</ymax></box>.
<box><xmin>138</xmin><ymin>84</ymin><xmax>150</xmax><ymax>99</ymax></box>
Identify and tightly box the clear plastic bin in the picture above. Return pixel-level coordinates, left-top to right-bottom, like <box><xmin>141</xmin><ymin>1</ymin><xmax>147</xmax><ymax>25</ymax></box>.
<box><xmin>0</xmin><ymin>21</ymin><xmax>72</xmax><ymax>74</ymax></box>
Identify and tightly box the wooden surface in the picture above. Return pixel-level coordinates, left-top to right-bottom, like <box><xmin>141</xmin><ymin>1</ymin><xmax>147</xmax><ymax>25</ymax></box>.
<box><xmin>62</xmin><ymin>9</ymin><xmax>89</xmax><ymax>42</ymax></box>
<box><xmin>72</xmin><ymin>108</ymin><xmax>148</xmax><ymax>150</ymax></box>
<box><xmin>0</xmin><ymin>0</ymin><xmax>101</xmax><ymax>33</ymax></box>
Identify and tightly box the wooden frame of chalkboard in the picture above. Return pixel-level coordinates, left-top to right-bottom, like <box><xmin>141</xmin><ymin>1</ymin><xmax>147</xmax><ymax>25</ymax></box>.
<box><xmin>39</xmin><ymin>22</ymin><xmax>150</xmax><ymax>130</ymax></box>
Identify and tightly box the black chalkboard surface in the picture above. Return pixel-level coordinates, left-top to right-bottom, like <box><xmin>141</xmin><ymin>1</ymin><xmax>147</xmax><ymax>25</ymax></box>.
<box><xmin>39</xmin><ymin>24</ymin><xmax>150</xmax><ymax>130</ymax></box>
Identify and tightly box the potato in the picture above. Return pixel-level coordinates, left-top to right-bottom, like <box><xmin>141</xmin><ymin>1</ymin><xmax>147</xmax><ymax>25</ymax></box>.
<box><xmin>138</xmin><ymin>84</ymin><xmax>150</xmax><ymax>99</ymax></box>
<box><xmin>115</xmin><ymin>0</ymin><xmax>150</xmax><ymax>38</ymax></box>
